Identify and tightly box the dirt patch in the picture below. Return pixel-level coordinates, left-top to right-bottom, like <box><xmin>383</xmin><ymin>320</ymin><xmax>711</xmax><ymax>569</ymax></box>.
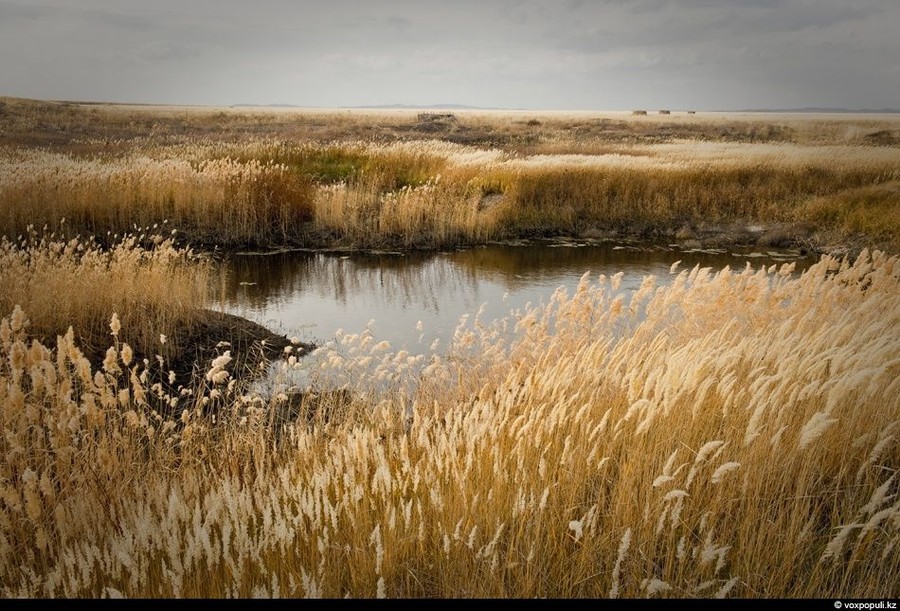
<box><xmin>75</xmin><ymin>309</ymin><xmax>312</xmax><ymax>398</ymax></box>
<box><xmin>165</xmin><ymin>310</ymin><xmax>310</xmax><ymax>386</ymax></box>
<box><xmin>649</xmin><ymin>221</ymin><xmax>818</xmax><ymax>253</ymax></box>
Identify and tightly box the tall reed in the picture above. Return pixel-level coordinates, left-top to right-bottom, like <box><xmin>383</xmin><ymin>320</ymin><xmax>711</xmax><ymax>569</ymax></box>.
<box><xmin>1</xmin><ymin>249</ymin><xmax>897</xmax><ymax>597</ymax></box>
<box><xmin>0</xmin><ymin>229</ymin><xmax>210</xmax><ymax>364</ymax></box>
<box><xmin>2</xmin><ymin>140</ymin><xmax>897</xmax><ymax>250</ymax></box>
<box><xmin>0</xmin><ymin>148</ymin><xmax>314</xmax><ymax>246</ymax></box>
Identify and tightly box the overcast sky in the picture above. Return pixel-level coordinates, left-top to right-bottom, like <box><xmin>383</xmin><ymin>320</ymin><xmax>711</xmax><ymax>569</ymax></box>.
<box><xmin>1</xmin><ymin>0</ymin><xmax>898</xmax><ymax>110</ymax></box>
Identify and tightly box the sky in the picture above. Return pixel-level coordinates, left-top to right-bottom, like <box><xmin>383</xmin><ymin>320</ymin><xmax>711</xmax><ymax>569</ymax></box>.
<box><xmin>1</xmin><ymin>0</ymin><xmax>898</xmax><ymax>110</ymax></box>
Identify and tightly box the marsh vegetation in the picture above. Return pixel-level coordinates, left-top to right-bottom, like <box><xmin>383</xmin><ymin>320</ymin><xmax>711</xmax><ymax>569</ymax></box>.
<box><xmin>0</xmin><ymin>98</ymin><xmax>898</xmax><ymax>598</ymax></box>
<box><xmin>2</xmin><ymin>97</ymin><xmax>898</xmax><ymax>252</ymax></box>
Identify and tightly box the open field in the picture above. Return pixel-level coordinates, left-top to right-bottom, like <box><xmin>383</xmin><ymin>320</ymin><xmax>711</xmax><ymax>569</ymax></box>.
<box><xmin>1</xmin><ymin>98</ymin><xmax>899</xmax><ymax>598</ymax></box>
<box><xmin>2</xmin><ymin>97</ymin><xmax>898</xmax><ymax>251</ymax></box>
<box><xmin>3</xmin><ymin>97</ymin><xmax>899</xmax><ymax>149</ymax></box>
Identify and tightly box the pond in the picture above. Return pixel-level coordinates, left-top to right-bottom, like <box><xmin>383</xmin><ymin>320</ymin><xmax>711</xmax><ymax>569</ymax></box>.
<box><xmin>214</xmin><ymin>238</ymin><xmax>815</xmax><ymax>358</ymax></box>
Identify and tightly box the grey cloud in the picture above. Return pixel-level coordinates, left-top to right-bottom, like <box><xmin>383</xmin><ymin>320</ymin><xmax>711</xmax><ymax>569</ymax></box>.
<box><xmin>0</xmin><ymin>0</ymin><xmax>896</xmax><ymax>109</ymax></box>
<box><xmin>724</xmin><ymin>4</ymin><xmax>874</xmax><ymax>34</ymax></box>
<box><xmin>385</xmin><ymin>15</ymin><xmax>413</xmax><ymax>32</ymax></box>
<box><xmin>81</xmin><ymin>7</ymin><xmax>157</xmax><ymax>32</ymax></box>
<box><xmin>556</xmin><ymin>1</ymin><xmax>876</xmax><ymax>51</ymax></box>
<box><xmin>137</xmin><ymin>40</ymin><xmax>209</xmax><ymax>62</ymax></box>
<box><xmin>0</xmin><ymin>3</ymin><xmax>45</xmax><ymax>21</ymax></box>
<box><xmin>0</xmin><ymin>2</ymin><xmax>159</xmax><ymax>31</ymax></box>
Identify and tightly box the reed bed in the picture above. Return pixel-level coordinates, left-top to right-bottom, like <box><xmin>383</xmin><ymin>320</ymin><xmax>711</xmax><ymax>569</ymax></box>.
<box><xmin>0</xmin><ymin>229</ymin><xmax>210</xmax><ymax>365</ymax></box>
<box><xmin>1</xmin><ymin>249</ymin><xmax>898</xmax><ymax>598</ymax></box>
<box><xmin>2</xmin><ymin>138</ymin><xmax>897</xmax><ymax>250</ymax></box>
<box><xmin>0</xmin><ymin>148</ymin><xmax>314</xmax><ymax>246</ymax></box>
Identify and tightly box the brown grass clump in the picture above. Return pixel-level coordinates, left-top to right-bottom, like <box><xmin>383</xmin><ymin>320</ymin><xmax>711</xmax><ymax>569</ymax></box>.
<box><xmin>0</xmin><ymin>148</ymin><xmax>314</xmax><ymax>247</ymax></box>
<box><xmin>0</xmin><ymin>229</ymin><xmax>210</xmax><ymax>366</ymax></box>
<box><xmin>797</xmin><ymin>182</ymin><xmax>900</xmax><ymax>246</ymax></box>
<box><xmin>1</xmin><ymin>248</ymin><xmax>898</xmax><ymax>597</ymax></box>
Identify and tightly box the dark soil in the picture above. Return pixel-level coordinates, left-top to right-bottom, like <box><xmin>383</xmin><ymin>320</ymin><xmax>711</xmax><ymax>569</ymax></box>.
<box><xmin>73</xmin><ymin>309</ymin><xmax>313</xmax><ymax>411</ymax></box>
<box><xmin>164</xmin><ymin>309</ymin><xmax>311</xmax><ymax>387</ymax></box>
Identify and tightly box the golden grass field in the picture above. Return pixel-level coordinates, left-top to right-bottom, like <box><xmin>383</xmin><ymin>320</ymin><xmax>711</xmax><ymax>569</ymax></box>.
<box><xmin>2</xmin><ymin>97</ymin><xmax>898</xmax><ymax>251</ymax></box>
<box><xmin>0</xmin><ymin>97</ymin><xmax>899</xmax><ymax>598</ymax></box>
<box><xmin>1</xmin><ymin>245</ymin><xmax>898</xmax><ymax>597</ymax></box>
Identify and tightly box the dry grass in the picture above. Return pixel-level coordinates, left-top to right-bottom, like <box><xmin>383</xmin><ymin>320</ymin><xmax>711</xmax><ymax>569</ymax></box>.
<box><xmin>1</xmin><ymin>248</ymin><xmax>898</xmax><ymax>598</ymax></box>
<box><xmin>3</xmin><ymin>97</ymin><xmax>897</xmax><ymax>598</ymax></box>
<box><xmin>299</xmin><ymin>139</ymin><xmax>900</xmax><ymax>248</ymax></box>
<box><xmin>2</xmin><ymin>137</ymin><xmax>897</xmax><ymax>251</ymax></box>
<box><xmin>0</xmin><ymin>147</ymin><xmax>314</xmax><ymax>247</ymax></box>
<box><xmin>0</xmin><ymin>229</ymin><xmax>210</xmax><ymax>366</ymax></box>
<box><xmin>4</xmin><ymin>97</ymin><xmax>899</xmax><ymax>149</ymax></box>
<box><xmin>2</xmin><ymin>97</ymin><xmax>899</xmax><ymax>250</ymax></box>
<box><xmin>798</xmin><ymin>182</ymin><xmax>900</xmax><ymax>245</ymax></box>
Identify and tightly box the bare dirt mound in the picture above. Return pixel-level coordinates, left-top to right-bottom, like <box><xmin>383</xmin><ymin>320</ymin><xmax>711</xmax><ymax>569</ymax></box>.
<box><xmin>166</xmin><ymin>310</ymin><xmax>310</xmax><ymax>387</ymax></box>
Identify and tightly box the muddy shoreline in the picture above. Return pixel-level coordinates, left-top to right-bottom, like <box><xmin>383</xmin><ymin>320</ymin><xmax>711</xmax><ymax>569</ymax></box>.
<box><xmin>192</xmin><ymin>219</ymin><xmax>880</xmax><ymax>261</ymax></box>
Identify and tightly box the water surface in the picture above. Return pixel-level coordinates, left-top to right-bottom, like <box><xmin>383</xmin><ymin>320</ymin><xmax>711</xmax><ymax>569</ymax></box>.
<box><xmin>215</xmin><ymin>239</ymin><xmax>813</xmax><ymax>354</ymax></box>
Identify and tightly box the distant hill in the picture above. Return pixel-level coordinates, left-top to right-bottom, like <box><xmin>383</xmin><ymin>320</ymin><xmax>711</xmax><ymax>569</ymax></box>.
<box><xmin>230</xmin><ymin>103</ymin><xmax>306</xmax><ymax>108</ymax></box>
<box><xmin>347</xmin><ymin>103</ymin><xmax>496</xmax><ymax>110</ymax></box>
<box><xmin>230</xmin><ymin>103</ymin><xmax>510</xmax><ymax>110</ymax></box>
<box><xmin>232</xmin><ymin>103</ymin><xmax>900</xmax><ymax>114</ymax></box>
<box><xmin>733</xmin><ymin>107</ymin><xmax>900</xmax><ymax>114</ymax></box>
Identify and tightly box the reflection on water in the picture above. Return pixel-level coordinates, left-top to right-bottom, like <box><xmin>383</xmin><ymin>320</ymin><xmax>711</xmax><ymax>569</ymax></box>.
<box><xmin>215</xmin><ymin>240</ymin><xmax>814</xmax><ymax>353</ymax></box>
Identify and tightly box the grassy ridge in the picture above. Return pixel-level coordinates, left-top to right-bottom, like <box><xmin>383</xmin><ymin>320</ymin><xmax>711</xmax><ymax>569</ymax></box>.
<box><xmin>0</xmin><ymin>249</ymin><xmax>898</xmax><ymax>597</ymax></box>
<box><xmin>0</xmin><ymin>150</ymin><xmax>315</xmax><ymax>247</ymax></box>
